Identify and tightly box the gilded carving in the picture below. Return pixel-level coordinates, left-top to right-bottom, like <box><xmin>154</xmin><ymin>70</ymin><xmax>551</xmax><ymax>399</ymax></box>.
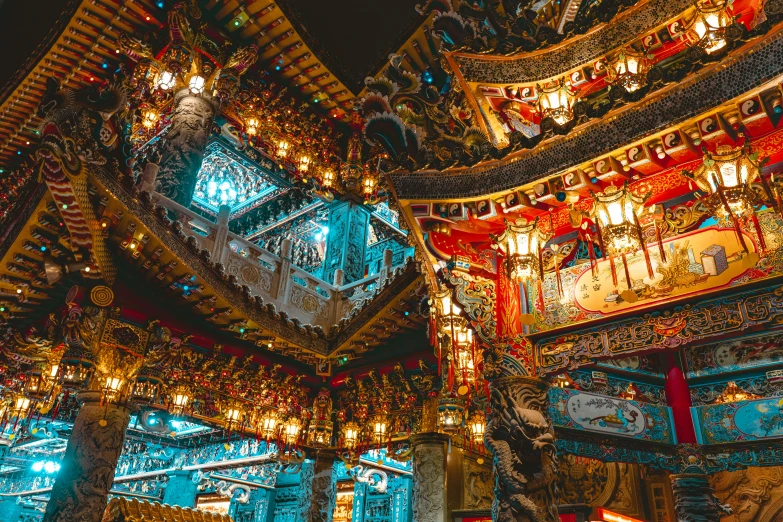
<box><xmin>711</xmin><ymin>466</ymin><xmax>783</xmax><ymax>522</ymax></box>
<box><xmin>463</xmin><ymin>458</ymin><xmax>493</xmax><ymax>510</ymax></box>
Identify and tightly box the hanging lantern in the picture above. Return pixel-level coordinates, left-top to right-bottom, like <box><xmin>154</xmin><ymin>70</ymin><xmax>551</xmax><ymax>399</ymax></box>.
<box><xmin>437</xmin><ymin>396</ymin><xmax>465</xmax><ymax>433</ymax></box>
<box><xmin>169</xmin><ymin>384</ymin><xmax>192</xmax><ymax>414</ymax></box>
<box><xmin>467</xmin><ymin>410</ymin><xmax>486</xmax><ymax>444</ymax></box>
<box><xmin>162</xmin><ymin>44</ymin><xmax>194</xmax><ymax>78</ymax></box>
<box><xmin>101</xmin><ymin>375</ymin><xmax>125</xmax><ymax>403</ymax></box>
<box><xmin>606</xmin><ymin>47</ymin><xmax>651</xmax><ymax>93</ymax></box>
<box><xmin>60</xmin><ymin>359</ymin><xmax>93</xmax><ymax>390</ymax></box>
<box><xmin>256</xmin><ymin>409</ymin><xmax>280</xmax><ymax>440</ymax></box>
<box><xmin>297</xmin><ymin>154</ymin><xmax>311</xmax><ymax>175</ymax></box>
<box><xmin>341</xmin><ymin>421</ymin><xmax>360</xmax><ymax>450</ymax></box>
<box><xmin>320</xmin><ymin>168</ymin><xmax>336</xmax><ymax>190</ymax></box>
<box><xmin>130</xmin><ymin>376</ymin><xmax>161</xmax><ymax>404</ymax></box>
<box><xmin>157</xmin><ymin>71</ymin><xmax>177</xmax><ymax>91</ymax></box>
<box><xmin>10</xmin><ymin>395</ymin><xmax>31</xmax><ymax>419</ymax></box>
<box><xmin>141</xmin><ymin>105</ymin><xmax>160</xmax><ymax>129</ymax></box>
<box><xmin>188</xmin><ymin>75</ymin><xmax>206</xmax><ymax>95</ymax></box>
<box><xmin>590</xmin><ymin>183</ymin><xmax>652</xmax><ymax>288</ymax></box>
<box><xmin>369</xmin><ymin>414</ymin><xmax>388</xmax><ymax>444</ymax></box>
<box><xmin>244</xmin><ymin>111</ymin><xmax>260</xmax><ymax>137</ymax></box>
<box><xmin>276</xmin><ymin>140</ymin><xmax>290</xmax><ymax>159</ymax></box>
<box><xmin>362</xmin><ymin>174</ymin><xmax>377</xmax><ymax>197</ymax></box>
<box><xmin>684</xmin><ymin>0</ymin><xmax>735</xmax><ymax>55</ymax></box>
<box><xmin>684</xmin><ymin>142</ymin><xmax>769</xmax><ymax>252</ymax></box>
<box><xmin>537</xmin><ymin>77</ymin><xmax>575</xmax><ymax>126</ymax></box>
<box><xmin>281</xmin><ymin>416</ymin><xmax>302</xmax><ymax>445</ymax></box>
<box><xmin>222</xmin><ymin>402</ymin><xmax>245</xmax><ymax>429</ymax></box>
<box><xmin>131</xmin><ymin>59</ymin><xmax>162</xmax><ymax>94</ymax></box>
<box><xmin>307</xmin><ymin>417</ymin><xmax>333</xmax><ymax>447</ymax></box>
<box><xmin>493</xmin><ymin>218</ymin><xmax>548</xmax><ymax>284</ymax></box>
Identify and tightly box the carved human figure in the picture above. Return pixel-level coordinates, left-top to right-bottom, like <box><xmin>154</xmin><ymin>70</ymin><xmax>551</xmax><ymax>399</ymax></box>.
<box><xmin>156</xmin><ymin>91</ymin><xmax>217</xmax><ymax>206</ymax></box>
<box><xmin>42</xmin><ymin>392</ymin><xmax>133</xmax><ymax>522</ymax></box>
<box><xmin>484</xmin><ymin>376</ymin><xmax>559</xmax><ymax>522</ymax></box>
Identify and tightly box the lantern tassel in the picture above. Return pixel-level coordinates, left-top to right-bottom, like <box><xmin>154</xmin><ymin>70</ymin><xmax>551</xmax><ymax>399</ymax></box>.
<box><xmin>716</xmin><ymin>188</ymin><xmax>749</xmax><ymax>253</ymax></box>
<box><xmin>609</xmin><ymin>255</ymin><xmax>618</xmax><ymax>287</ymax></box>
<box><xmin>621</xmin><ymin>254</ymin><xmax>632</xmax><ymax>290</ymax></box>
<box><xmin>752</xmin><ymin>212</ymin><xmax>767</xmax><ymax>251</ymax></box>
<box><xmin>586</xmin><ymin>234</ymin><xmax>598</xmax><ymax>278</ymax></box>
<box><xmin>655</xmin><ymin>220</ymin><xmax>667</xmax><ymax>263</ymax></box>
<box><xmin>595</xmin><ymin>221</ymin><xmax>607</xmax><ymax>260</ymax></box>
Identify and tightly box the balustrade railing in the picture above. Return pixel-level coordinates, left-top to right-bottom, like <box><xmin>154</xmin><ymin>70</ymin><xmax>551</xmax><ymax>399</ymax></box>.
<box><xmin>150</xmin><ymin>193</ymin><xmax>407</xmax><ymax>330</ymax></box>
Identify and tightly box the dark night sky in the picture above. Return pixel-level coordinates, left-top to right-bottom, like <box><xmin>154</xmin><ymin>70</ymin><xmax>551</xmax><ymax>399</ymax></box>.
<box><xmin>0</xmin><ymin>0</ymin><xmax>66</xmax><ymax>92</ymax></box>
<box><xmin>283</xmin><ymin>0</ymin><xmax>424</xmax><ymax>91</ymax></box>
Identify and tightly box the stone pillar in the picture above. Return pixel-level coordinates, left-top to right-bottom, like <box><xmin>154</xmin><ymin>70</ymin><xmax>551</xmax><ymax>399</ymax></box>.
<box><xmin>276</xmin><ymin>238</ymin><xmax>293</xmax><ymax>302</ymax></box>
<box><xmin>42</xmin><ymin>391</ymin><xmax>133</xmax><ymax>522</ymax></box>
<box><xmin>156</xmin><ymin>89</ymin><xmax>217</xmax><ymax>207</ymax></box>
<box><xmin>485</xmin><ymin>376</ymin><xmax>558</xmax><ymax>522</ymax></box>
<box><xmin>321</xmin><ymin>201</ymin><xmax>371</xmax><ymax>285</ymax></box>
<box><xmin>162</xmin><ymin>470</ymin><xmax>199</xmax><ymax>508</ymax></box>
<box><xmin>670</xmin><ymin>473</ymin><xmax>731</xmax><ymax>522</ymax></box>
<box><xmin>303</xmin><ymin>450</ymin><xmax>338</xmax><ymax>522</ymax></box>
<box><xmin>333</xmin><ymin>269</ymin><xmax>344</xmax><ymax>287</ymax></box>
<box><xmin>139</xmin><ymin>161</ymin><xmax>160</xmax><ymax>193</ymax></box>
<box><xmin>212</xmin><ymin>204</ymin><xmax>231</xmax><ymax>265</ymax></box>
<box><xmin>409</xmin><ymin>432</ymin><xmax>449</xmax><ymax>522</ymax></box>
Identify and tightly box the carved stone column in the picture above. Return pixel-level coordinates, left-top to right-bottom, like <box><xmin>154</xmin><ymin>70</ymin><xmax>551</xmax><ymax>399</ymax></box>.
<box><xmin>162</xmin><ymin>470</ymin><xmax>199</xmax><ymax>508</ymax></box>
<box><xmin>42</xmin><ymin>391</ymin><xmax>133</xmax><ymax>522</ymax></box>
<box><xmin>485</xmin><ymin>376</ymin><xmax>558</xmax><ymax>522</ymax></box>
<box><xmin>302</xmin><ymin>450</ymin><xmax>338</xmax><ymax>522</ymax></box>
<box><xmin>409</xmin><ymin>432</ymin><xmax>449</xmax><ymax>522</ymax></box>
<box><xmin>670</xmin><ymin>473</ymin><xmax>732</xmax><ymax>522</ymax></box>
<box><xmin>156</xmin><ymin>89</ymin><xmax>217</xmax><ymax>206</ymax></box>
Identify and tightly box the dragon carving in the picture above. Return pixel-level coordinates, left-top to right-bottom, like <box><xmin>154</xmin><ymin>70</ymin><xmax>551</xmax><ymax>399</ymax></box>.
<box><xmin>484</xmin><ymin>377</ymin><xmax>558</xmax><ymax>522</ymax></box>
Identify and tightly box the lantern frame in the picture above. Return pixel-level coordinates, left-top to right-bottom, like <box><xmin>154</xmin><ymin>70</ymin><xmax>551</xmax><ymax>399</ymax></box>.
<box><xmin>606</xmin><ymin>47</ymin><xmax>651</xmax><ymax>94</ymax></box>
<box><xmin>494</xmin><ymin>217</ymin><xmax>549</xmax><ymax>284</ymax></box>
<box><xmin>537</xmin><ymin>78</ymin><xmax>575</xmax><ymax>126</ymax></box>
<box><xmin>684</xmin><ymin>0</ymin><xmax>735</xmax><ymax>55</ymax></box>
<box><xmin>590</xmin><ymin>183</ymin><xmax>649</xmax><ymax>257</ymax></box>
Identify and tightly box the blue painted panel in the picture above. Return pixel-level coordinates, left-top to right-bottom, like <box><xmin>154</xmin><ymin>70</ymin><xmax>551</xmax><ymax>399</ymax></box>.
<box><xmin>692</xmin><ymin>396</ymin><xmax>783</xmax><ymax>444</ymax></box>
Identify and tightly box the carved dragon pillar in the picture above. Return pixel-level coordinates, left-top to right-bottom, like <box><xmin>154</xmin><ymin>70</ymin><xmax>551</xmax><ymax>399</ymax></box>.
<box><xmin>42</xmin><ymin>391</ymin><xmax>133</xmax><ymax>522</ymax></box>
<box><xmin>669</xmin><ymin>446</ymin><xmax>732</xmax><ymax>522</ymax></box>
<box><xmin>156</xmin><ymin>90</ymin><xmax>217</xmax><ymax>207</ymax></box>
<box><xmin>444</xmin><ymin>269</ymin><xmax>559</xmax><ymax>522</ymax></box>
<box><xmin>409</xmin><ymin>432</ymin><xmax>449</xmax><ymax>522</ymax></box>
<box><xmin>302</xmin><ymin>450</ymin><xmax>338</xmax><ymax>522</ymax></box>
<box><xmin>321</xmin><ymin>200</ymin><xmax>371</xmax><ymax>285</ymax></box>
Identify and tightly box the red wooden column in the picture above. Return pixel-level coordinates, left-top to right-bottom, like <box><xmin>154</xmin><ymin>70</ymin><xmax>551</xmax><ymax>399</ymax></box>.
<box><xmin>662</xmin><ymin>351</ymin><xmax>696</xmax><ymax>443</ymax></box>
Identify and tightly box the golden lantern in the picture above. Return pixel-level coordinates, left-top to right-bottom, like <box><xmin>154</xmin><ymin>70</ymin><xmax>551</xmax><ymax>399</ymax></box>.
<box><xmin>60</xmin><ymin>360</ymin><xmax>93</xmax><ymax>390</ymax></box>
<box><xmin>130</xmin><ymin>377</ymin><xmax>161</xmax><ymax>404</ymax></box>
<box><xmin>684</xmin><ymin>142</ymin><xmax>769</xmax><ymax>252</ymax></box>
<box><xmin>467</xmin><ymin>410</ymin><xmax>486</xmax><ymax>444</ymax></box>
<box><xmin>437</xmin><ymin>396</ymin><xmax>465</xmax><ymax>433</ymax></box>
<box><xmin>606</xmin><ymin>47</ymin><xmax>651</xmax><ymax>93</ymax></box>
<box><xmin>297</xmin><ymin>154</ymin><xmax>311</xmax><ymax>174</ymax></box>
<box><xmin>141</xmin><ymin>105</ymin><xmax>160</xmax><ymax>129</ymax></box>
<box><xmin>276</xmin><ymin>139</ymin><xmax>290</xmax><ymax>159</ymax></box>
<box><xmin>431</xmin><ymin>289</ymin><xmax>477</xmax><ymax>394</ymax></box>
<box><xmin>320</xmin><ymin>168</ymin><xmax>336</xmax><ymax>190</ymax></box>
<box><xmin>101</xmin><ymin>375</ymin><xmax>126</xmax><ymax>403</ymax></box>
<box><xmin>222</xmin><ymin>401</ymin><xmax>245</xmax><ymax>429</ymax></box>
<box><xmin>341</xmin><ymin>421</ymin><xmax>360</xmax><ymax>450</ymax></box>
<box><xmin>537</xmin><ymin>77</ymin><xmax>575</xmax><ymax>126</ymax></box>
<box><xmin>187</xmin><ymin>75</ymin><xmax>206</xmax><ymax>95</ymax></box>
<box><xmin>493</xmin><ymin>218</ymin><xmax>548</xmax><ymax>284</ymax></box>
<box><xmin>131</xmin><ymin>59</ymin><xmax>162</xmax><ymax>94</ymax></box>
<box><xmin>157</xmin><ymin>70</ymin><xmax>177</xmax><ymax>91</ymax></box>
<box><xmin>684</xmin><ymin>0</ymin><xmax>735</xmax><ymax>55</ymax></box>
<box><xmin>281</xmin><ymin>416</ymin><xmax>302</xmax><ymax>445</ymax></box>
<box><xmin>256</xmin><ymin>409</ymin><xmax>280</xmax><ymax>440</ymax></box>
<box><xmin>369</xmin><ymin>414</ymin><xmax>388</xmax><ymax>444</ymax></box>
<box><xmin>10</xmin><ymin>395</ymin><xmax>32</xmax><ymax>419</ymax></box>
<box><xmin>590</xmin><ymin>183</ymin><xmax>653</xmax><ymax>288</ymax></box>
<box><xmin>244</xmin><ymin>114</ymin><xmax>260</xmax><ymax>137</ymax></box>
<box><xmin>169</xmin><ymin>384</ymin><xmax>192</xmax><ymax>414</ymax></box>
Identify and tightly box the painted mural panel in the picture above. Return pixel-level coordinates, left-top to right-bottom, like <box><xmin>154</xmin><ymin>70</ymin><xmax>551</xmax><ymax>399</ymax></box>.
<box><xmin>686</xmin><ymin>332</ymin><xmax>783</xmax><ymax>378</ymax></box>
<box><xmin>548</xmin><ymin>387</ymin><xmax>676</xmax><ymax>444</ymax></box>
<box><xmin>693</xmin><ymin>397</ymin><xmax>783</xmax><ymax>445</ymax></box>
<box><xmin>571</xmin><ymin>227</ymin><xmax>757</xmax><ymax>315</ymax></box>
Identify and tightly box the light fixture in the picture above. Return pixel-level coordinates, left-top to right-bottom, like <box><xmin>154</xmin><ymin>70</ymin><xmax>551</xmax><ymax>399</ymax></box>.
<box><xmin>256</xmin><ymin>409</ymin><xmax>279</xmax><ymax>440</ymax></box>
<box><xmin>297</xmin><ymin>154</ymin><xmax>311</xmax><ymax>174</ymax></box>
<box><xmin>431</xmin><ymin>288</ymin><xmax>477</xmax><ymax>393</ymax></box>
<box><xmin>130</xmin><ymin>377</ymin><xmax>161</xmax><ymax>403</ymax></box>
<box><xmin>467</xmin><ymin>410</ymin><xmax>486</xmax><ymax>444</ymax></box>
<box><xmin>244</xmin><ymin>114</ymin><xmax>260</xmax><ymax>136</ymax></box>
<box><xmin>281</xmin><ymin>416</ymin><xmax>302</xmax><ymax>445</ymax></box>
<box><xmin>276</xmin><ymin>140</ymin><xmax>290</xmax><ymax>159</ymax></box>
<box><xmin>341</xmin><ymin>421</ymin><xmax>360</xmax><ymax>450</ymax></box>
<box><xmin>131</xmin><ymin>59</ymin><xmax>162</xmax><ymax>94</ymax></box>
<box><xmin>437</xmin><ymin>396</ymin><xmax>465</xmax><ymax>433</ymax></box>
<box><xmin>320</xmin><ymin>168</ymin><xmax>336</xmax><ymax>189</ymax></box>
<box><xmin>590</xmin><ymin>183</ymin><xmax>653</xmax><ymax>288</ymax></box>
<box><xmin>188</xmin><ymin>75</ymin><xmax>206</xmax><ymax>95</ymax></box>
<box><xmin>493</xmin><ymin>218</ymin><xmax>547</xmax><ymax>285</ymax></box>
<box><xmin>222</xmin><ymin>402</ymin><xmax>245</xmax><ymax>429</ymax></box>
<box><xmin>537</xmin><ymin>77</ymin><xmax>575</xmax><ymax>126</ymax></box>
<box><xmin>553</xmin><ymin>374</ymin><xmax>574</xmax><ymax>388</ymax></box>
<box><xmin>101</xmin><ymin>376</ymin><xmax>125</xmax><ymax>403</ymax></box>
<box><xmin>169</xmin><ymin>384</ymin><xmax>192</xmax><ymax>414</ymax></box>
<box><xmin>11</xmin><ymin>395</ymin><xmax>32</xmax><ymax>419</ymax></box>
<box><xmin>141</xmin><ymin>105</ymin><xmax>160</xmax><ymax>129</ymax></box>
<box><xmin>370</xmin><ymin>414</ymin><xmax>388</xmax><ymax>445</ymax></box>
<box><xmin>684</xmin><ymin>141</ymin><xmax>770</xmax><ymax>252</ymax></box>
<box><xmin>684</xmin><ymin>0</ymin><xmax>735</xmax><ymax>55</ymax></box>
<box><xmin>606</xmin><ymin>47</ymin><xmax>651</xmax><ymax>93</ymax></box>
<box><xmin>157</xmin><ymin>70</ymin><xmax>176</xmax><ymax>91</ymax></box>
